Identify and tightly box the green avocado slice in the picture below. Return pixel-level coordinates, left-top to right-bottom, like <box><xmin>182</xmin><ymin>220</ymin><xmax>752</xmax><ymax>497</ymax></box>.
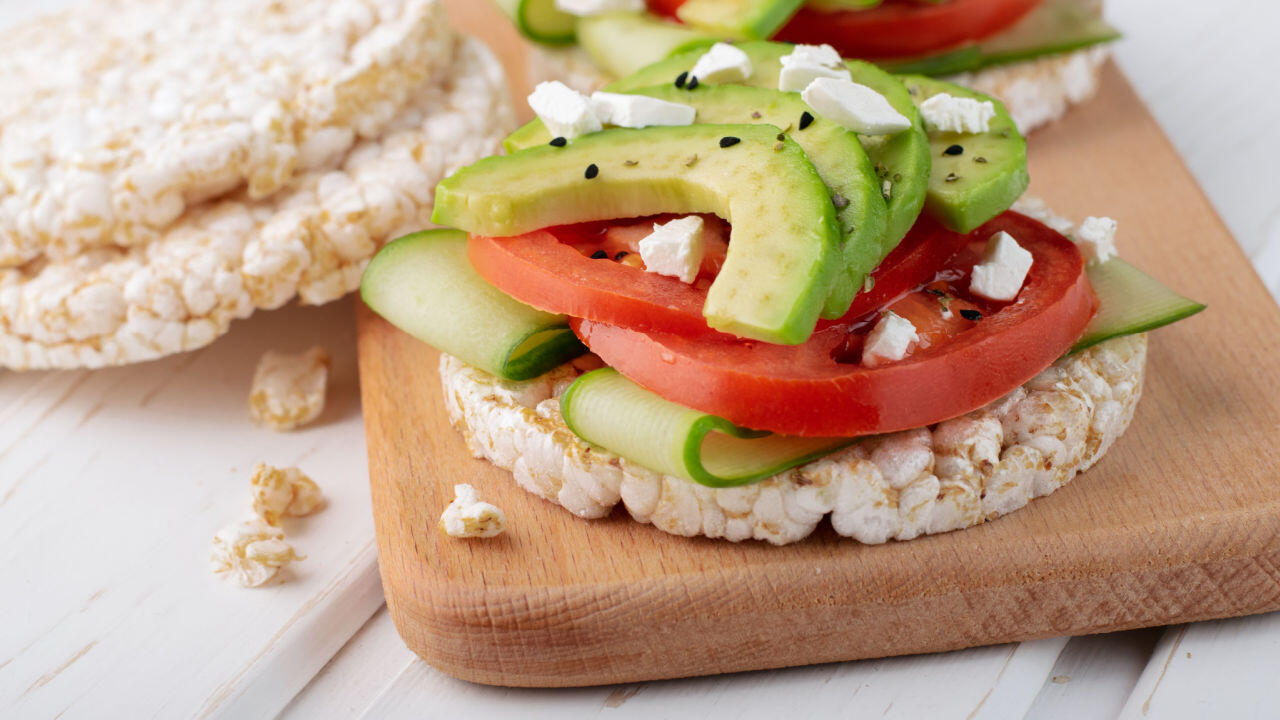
<box><xmin>506</xmin><ymin>83</ymin><xmax>886</xmax><ymax>319</ymax></box>
<box><xmin>576</xmin><ymin>12</ymin><xmax>718</xmax><ymax>78</ymax></box>
<box><xmin>600</xmin><ymin>41</ymin><xmax>930</xmax><ymax>259</ymax></box>
<box><xmin>491</xmin><ymin>0</ymin><xmax>577</xmax><ymax>45</ymax></box>
<box><xmin>674</xmin><ymin>0</ymin><xmax>805</xmax><ymax>41</ymax></box>
<box><xmin>900</xmin><ymin>75</ymin><xmax>1029</xmax><ymax>233</ymax></box>
<box><xmin>433</xmin><ymin>124</ymin><xmax>841</xmax><ymax>345</ymax></box>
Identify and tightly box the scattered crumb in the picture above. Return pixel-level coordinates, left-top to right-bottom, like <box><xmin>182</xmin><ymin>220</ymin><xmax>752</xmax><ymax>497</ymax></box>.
<box><xmin>251</xmin><ymin>463</ymin><xmax>325</xmax><ymax>526</ymax></box>
<box><xmin>439</xmin><ymin>484</ymin><xmax>506</xmax><ymax>538</ymax></box>
<box><xmin>1052</xmin><ymin>675</ymin><xmax>1071</xmax><ymax>684</ymax></box>
<box><xmin>1186</xmin><ymin>652</ymin><xmax>1192</xmax><ymax>659</ymax></box>
<box><xmin>211</xmin><ymin>519</ymin><xmax>303</xmax><ymax>587</ymax></box>
<box><xmin>249</xmin><ymin>346</ymin><xmax>330</xmax><ymax>431</ymax></box>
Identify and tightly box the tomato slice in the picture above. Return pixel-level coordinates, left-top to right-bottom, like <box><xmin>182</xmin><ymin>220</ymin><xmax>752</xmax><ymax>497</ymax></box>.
<box><xmin>648</xmin><ymin>0</ymin><xmax>1041</xmax><ymax>60</ymax></box>
<box><xmin>571</xmin><ymin>212</ymin><xmax>1096</xmax><ymax>437</ymax></box>
<box><xmin>470</xmin><ymin>214</ymin><xmax>962</xmax><ymax>340</ymax></box>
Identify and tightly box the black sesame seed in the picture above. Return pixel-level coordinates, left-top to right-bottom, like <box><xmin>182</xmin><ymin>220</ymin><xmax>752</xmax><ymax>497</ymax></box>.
<box><xmin>549</xmin><ymin>136</ymin><xmax>567</xmax><ymax>147</ymax></box>
<box><xmin>674</xmin><ymin>71</ymin><xmax>688</xmax><ymax>88</ymax></box>
<box><xmin>943</xmin><ymin>144</ymin><xmax>964</xmax><ymax>156</ymax></box>
<box><xmin>945</xmin><ymin>172</ymin><xmax>959</xmax><ymax>183</ymax></box>
<box><xmin>776</xmin><ymin>132</ymin><xmax>786</xmax><ymax>142</ymax></box>
<box><xmin>687</xmin><ymin>76</ymin><xmax>700</xmax><ymax>90</ymax></box>
<box><xmin>799</xmin><ymin>111</ymin><xmax>814</xmax><ymax>130</ymax></box>
<box><xmin>719</xmin><ymin>136</ymin><xmax>741</xmax><ymax>148</ymax></box>
<box><xmin>614</xmin><ymin>251</ymin><xmax>629</xmax><ymax>260</ymax></box>
<box><xmin>960</xmin><ymin>309</ymin><xmax>982</xmax><ymax>321</ymax></box>
<box><xmin>585</xmin><ymin>163</ymin><xmax>599</xmax><ymax>179</ymax></box>
<box><xmin>590</xmin><ymin>250</ymin><xmax>608</xmax><ymax>259</ymax></box>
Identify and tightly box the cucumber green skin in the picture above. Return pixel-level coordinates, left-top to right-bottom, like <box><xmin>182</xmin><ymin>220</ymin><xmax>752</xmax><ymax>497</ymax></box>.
<box><xmin>492</xmin><ymin>0</ymin><xmax>576</xmax><ymax>45</ymax></box>
<box><xmin>603</xmin><ymin>41</ymin><xmax>930</xmax><ymax>261</ymax></box>
<box><xmin>577</xmin><ymin>12</ymin><xmax>717</xmax><ymax>78</ymax></box>
<box><xmin>434</xmin><ymin>124</ymin><xmax>842</xmax><ymax>345</ymax></box>
<box><xmin>1070</xmin><ymin>258</ymin><xmax>1205</xmax><ymax>354</ymax></box>
<box><xmin>561</xmin><ymin>368</ymin><xmax>850</xmax><ymax>487</ymax></box>
<box><xmin>360</xmin><ymin>230</ymin><xmax>584</xmax><ymax>381</ymax></box>
<box><xmin>900</xmin><ymin>75</ymin><xmax>1029</xmax><ymax>233</ymax></box>
<box><xmin>675</xmin><ymin>0</ymin><xmax>805</xmax><ymax>41</ymax></box>
<box><xmin>505</xmin><ymin>83</ymin><xmax>886</xmax><ymax>319</ymax></box>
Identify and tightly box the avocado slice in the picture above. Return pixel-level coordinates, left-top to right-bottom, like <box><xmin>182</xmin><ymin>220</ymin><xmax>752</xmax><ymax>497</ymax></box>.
<box><xmin>674</xmin><ymin>0</ymin><xmax>805</xmax><ymax>41</ymax></box>
<box><xmin>506</xmin><ymin>83</ymin><xmax>886</xmax><ymax>319</ymax></box>
<box><xmin>577</xmin><ymin>12</ymin><xmax>718</xmax><ymax>79</ymax></box>
<box><xmin>602</xmin><ymin>41</ymin><xmax>929</xmax><ymax>259</ymax></box>
<box><xmin>492</xmin><ymin>0</ymin><xmax>576</xmax><ymax>45</ymax></box>
<box><xmin>433</xmin><ymin>124</ymin><xmax>841</xmax><ymax>345</ymax></box>
<box><xmin>900</xmin><ymin>75</ymin><xmax>1029</xmax><ymax>233</ymax></box>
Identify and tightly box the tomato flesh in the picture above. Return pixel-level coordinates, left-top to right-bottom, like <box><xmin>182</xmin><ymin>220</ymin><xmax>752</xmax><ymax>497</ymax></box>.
<box><xmin>648</xmin><ymin>0</ymin><xmax>1041</xmax><ymax>60</ymax></box>
<box><xmin>571</xmin><ymin>212</ymin><xmax>1096</xmax><ymax>437</ymax></box>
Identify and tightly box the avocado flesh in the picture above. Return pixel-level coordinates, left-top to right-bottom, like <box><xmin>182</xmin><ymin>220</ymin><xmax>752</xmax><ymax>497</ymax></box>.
<box><xmin>604</xmin><ymin>41</ymin><xmax>929</xmax><ymax>259</ymax></box>
<box><xmin>577</xmin><ymin>12</ymin><xmax>717</xmax><ymax>78</ymax></box>
<box><xmin>674</xmin><ymin>0</ymin><xmax>805</xmax><ymax>40</ymax></box>
<box><xmin>506</xmin><ymin>83</ymin><xmax>886</xmax><ymax>319</ymax></box>
<box><xmin>433</xmin><ymin>124</ymin><xmax>841</xmax><ymax>345</ymax></box>
<box><xmin>900</xmin><ymin>75</ymin><xmax>1029</xmax><ymax>233</ymax></box>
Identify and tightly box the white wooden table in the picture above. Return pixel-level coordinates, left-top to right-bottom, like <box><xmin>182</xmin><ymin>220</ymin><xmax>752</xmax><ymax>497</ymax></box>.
<box><xmin>2</xmin><ymin>1</ymin><xmax>1277</xmax><ymax>718</ymax></box>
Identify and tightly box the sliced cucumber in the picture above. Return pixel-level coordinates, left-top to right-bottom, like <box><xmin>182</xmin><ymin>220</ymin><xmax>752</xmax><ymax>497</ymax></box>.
<box><xmin>600</xmin><ymin>41</ymin><xmax>930</xmax><ymax>262</ymax></box>
<box><xmin>561</xmin><ymin>368</ymin><xmax>850</xmax><ymax>487</ymax></box>
<box><xmin>492</xmin><ymin>0</ymin><xmax>577</xmax><ymax>45</ymax></box>
<box><xmin>360</xmin><ymin>229</ymin><xmax>584</xmax><ymax>380</ymax></box>
<box><xmin>675</xmin><ymin>0</ymin><xmax>805</xmax><ymax>41</ymax></box>
<box><xmin>1071</xmin><ymin>258</ymin><xmax>1205</xmax><ymax>354</ymax></box>
<box><xmin>900</xmin><ymin>75</ymin><xmax>1029</xmax><ymax>233</ymax></box>
<box><xmin>577</xmin><ymin>12</ymin><xmax>717</xmax><ymax>79</ymax></box>
<box><xmin>505</xmin><ymin>83</ymin><xmax>887</xmax><ymax>319</ymax></box>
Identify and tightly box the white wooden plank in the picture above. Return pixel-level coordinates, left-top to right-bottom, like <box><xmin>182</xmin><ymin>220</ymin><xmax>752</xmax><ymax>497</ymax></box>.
<box><xmin>0</xmin><ymin>299</ymin><xmax>382</xmax><ymax>720</ymax></box>
<box><xmin>278</xmin><ymin>607</ymin><xmax>416</xmax><ymax>720</ymax></box>
<box><xmin>358</xmin><ymin>638</ymin><xmax>1066</xmax><ymax>720</ymax></box>
<box><xmin>1024</xmin><ymin>629</ymin><xmax>1162</xmax><ymax>720</ymax></box>
<box><xmin>1119</xmin><ymin>613</ymin><xmax>1280</xmax><ymax>720</ymax></box>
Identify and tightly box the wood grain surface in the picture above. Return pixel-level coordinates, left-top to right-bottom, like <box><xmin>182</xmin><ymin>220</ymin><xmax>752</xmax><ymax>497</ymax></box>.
<box><xmin>357</xmin><ymin>7</ymin><xmax>1280</xmax><ymax>688</ymax></box>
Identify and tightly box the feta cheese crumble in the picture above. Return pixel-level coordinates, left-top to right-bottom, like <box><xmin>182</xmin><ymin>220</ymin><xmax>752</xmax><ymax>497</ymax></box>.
<box><xmin>249</xmin><ymin>346</ymin><xmax>330</xmax><ymax>431</ymax></box>
<box><xmin>801</xmin><ymin>78</ymin><xmax>911</xmax><ymax>135</ymax></box>
<box><xmin>970</xmin><ymin>230</ymin><xmax>1034</xmax><ymax>301</ymax></box>
<box><xmin>528</xmin><ymin>81</ymin><xmax>602</xmax><ymax>139</ymax></box>
<box><xmin>862</xmin><ymin>311</ymin><xmax>918</xmax><ymax>367</ymax></box>
<box><xmin>440</xmin><ymin>484</ymin><xmax>507</xmax><ymax>538</ymax></box>
<box><xmin>778</xmin><ymin>44</ymin><xmax>851</xmax><ymax>92</ymax></box>
<box><xmin>638</xmin><ymin>216</ymin><xmax>706</xmax><ymax>284</ymax></box>
<box><xmin>1074</xmin><ymin>216</ymin><xmax>1118</xmax><ymax>265</ymax></box>
<box><xmin>918</xmin><ymin>93</ymin><xmax>997</xmax><ymax>134</ymax></box>
<box><xmin>210</xmin><ymin>518</ymin><xmax>302</xmax><ymax>587</ymax></box>
<box><xmin>688</xmin><ymin>42</ymin><xmax>754</xmax><ymax>84</ymax></box>
<box><xmin>590</xmin><ymin>92</ymin><xmax>696</xmax><ymax>128</ymax></box>
<box><xmin>554</xmin><ymin>0</ymin><xmax>644</xmax><ymax>16</ymax></box>
<box><xmin>251</xmin><ymin>463</ymin><xmax>325</xmax><ymax>526</ymax></box>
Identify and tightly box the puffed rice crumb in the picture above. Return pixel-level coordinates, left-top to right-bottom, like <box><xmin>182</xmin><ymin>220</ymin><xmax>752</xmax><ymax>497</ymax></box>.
<box><xmin>249</xmin><ymin>346</ymin><xmax>330</xmax><ymax>430</ymax></box>
<box><xmin>251</xmin><ymin>462</ymin><xmax>325</xmax><ymax>526</ymax></box>
<box><xmin>210</xmin><ymin>518</ymin><xmax>303</xmax><ymax>587</ymax></box>
<box><xmin>439</xmin><ymin>483</ymin><xmax>507</xmax><ymax>538</ymax></box>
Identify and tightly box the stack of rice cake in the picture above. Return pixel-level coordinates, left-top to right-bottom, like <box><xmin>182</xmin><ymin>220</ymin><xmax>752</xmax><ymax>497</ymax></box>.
<box><xmin>0</xmin><ymin>0</ymin><xmax>514</xmax><ymax>369</ymax></box>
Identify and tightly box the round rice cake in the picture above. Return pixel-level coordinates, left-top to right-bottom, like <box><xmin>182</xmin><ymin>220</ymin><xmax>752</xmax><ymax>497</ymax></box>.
<box><xmin>0</xmin><ymin>0</ymin><xmax>454</xmax><ymax>266</ymax></box>
<box><xmin>0</xmin><ymin>37</ymin><xmax>514</xmax><ymax>370</ymax></box>
<box><xmin>441</xmin><ymin>333</ymin><xmax>1147</xmax><ymax>545</ymax></box>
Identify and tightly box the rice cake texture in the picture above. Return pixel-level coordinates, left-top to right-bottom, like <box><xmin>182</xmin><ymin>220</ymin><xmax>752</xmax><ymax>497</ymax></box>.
<box><xmin>0</xmin><ymin>37</ymin><xmax>515</xmax><ymax>370</ymax></box>
<box><xmin>0</xmin><ymin>0</ymin><xmax>453</xmax><ymax>266</ymax></box>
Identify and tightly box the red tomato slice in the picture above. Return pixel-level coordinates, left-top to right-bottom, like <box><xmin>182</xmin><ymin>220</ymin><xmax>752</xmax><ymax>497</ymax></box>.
<box><xmin>470</xmin><ymin>214</ymin><xmax>964</xmax><ymax>340</ymax></box>
<box><xmin>571</xmin><ymin>212</ymin><xmax>1096</xmax><ymax>437</ymax></box>
<box><xmin>648</xmin><ymin>0</ymin><xmax>1041</xmax><ymax>60</ymax></box>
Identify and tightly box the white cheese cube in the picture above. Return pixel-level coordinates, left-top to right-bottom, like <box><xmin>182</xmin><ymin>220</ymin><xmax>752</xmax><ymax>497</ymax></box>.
<box><xmin>1074</xmin><ymin>216</ymin><xmax>1118</xmax><ymax>265</ymax></box>
<box><xmin>801</xmin><ymin>78</ymin><xmax>911</xmax><ymax>135</ymax></box>
<box><xmin>862</xmin><ymin>311</ymin><xmax>918</xmax><ymax>367</ymax></box>
<box><xmin>527</xmin><ymin>81</ymin><xmax>602</xmax><ymax>139</ymax></box>
<box><xmin>918</xmin><ymin>93</ymin><xmax>997</xmax><ymax>134</ymax></box>
<box><xmin>554</xmin><ymin>0</ymin><xmax>643</xmax><ymax>17</ymax></box>
<box><xmin>688</xmin><ymin>43</ymin><xmax>754</xmax><ymax>84</ymax></box>
<box><xmin>638</xmin><ymin>216</ymin><xmax>705</xmax><ymax>284</ymax></box>
<box><xmin>590</xmin><ymin>92</ymin><xmax>696</xmax><ymax>128</ymax></box>
<box><xmin>970</xmin><ymin>230</ymin><xmax>1034</xmax><ymax>301</ymax></box>
<box><xmin>778</xmin><ymin>43</ymin><xmax>850</xmax><ymax>92</ymax></box>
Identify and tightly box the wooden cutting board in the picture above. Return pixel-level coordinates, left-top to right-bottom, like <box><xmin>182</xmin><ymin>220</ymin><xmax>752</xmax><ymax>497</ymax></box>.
<box><xmin>357</xmin><ymin>3</ymin><xmax>1280</xmax><ymax>688</ymax></box>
